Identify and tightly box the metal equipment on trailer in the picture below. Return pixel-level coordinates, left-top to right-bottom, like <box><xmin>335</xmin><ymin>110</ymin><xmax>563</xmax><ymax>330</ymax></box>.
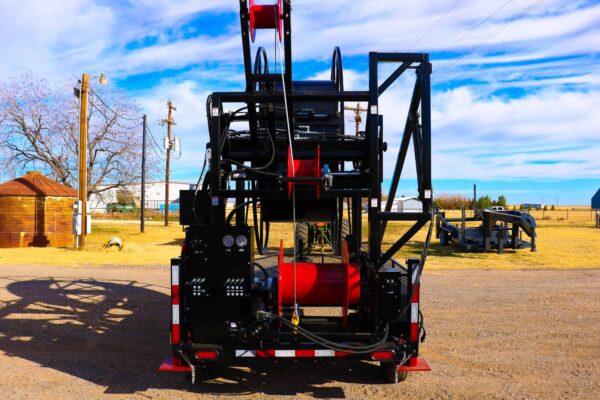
<box><xmin>160</xmin><ymin>0</ymin><xmax>434</xmax><ymax>384</ymax></box>
<box><xmin>592</xmin><ymin>189</ymin><xmax>600</xmax><ymax>228</ymax></box>
<box><xmin>436</xmin><ymin>207</ymin><xmax>537</xmax><ymax>253</ymax></box>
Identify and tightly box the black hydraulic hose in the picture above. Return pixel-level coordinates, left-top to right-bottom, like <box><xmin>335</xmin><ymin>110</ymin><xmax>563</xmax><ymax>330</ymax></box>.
<box><xmin>226</xmin><ymin>199</ymin><xmax>258</xmax><ymax>225</ymax></box>
<box><xmin>258</xmin><ymin>311</ymin><xmax>390</xmax><ymax>354</ymax></box>
<box><xmin>254</xmin><ymin>262</ymin><xmax>269</xmax><ymax>279</ymax></box>
<box><xmin>220</xmin><ymin>106</ymin><xmax>249</xmax><ymax>152</ymax></box>
<box><xmin>222</xmin><ymin>130</ymin><xmax>279</xmax><ymax>176</ymax></box>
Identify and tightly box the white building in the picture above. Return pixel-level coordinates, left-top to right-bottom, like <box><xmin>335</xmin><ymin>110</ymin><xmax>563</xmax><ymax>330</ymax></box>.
<box><xmin>89</xmin><ymin>181</ymin><xmax>193</xmax><ymax>213</ymax></box>
<box><xmin>391</xmin><ymin>196</ymin><xmax>423</xmax><ymax>213</ymax></box>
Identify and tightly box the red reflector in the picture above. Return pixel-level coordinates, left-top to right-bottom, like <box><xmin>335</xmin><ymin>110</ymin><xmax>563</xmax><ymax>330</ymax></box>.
<box><xmin>371</xmin><ymin>351</ymin><xmax>395</xmax><ymax>360</ymax></box>
<box><xmin>195</xmin><ymin>351</ymin><xmax>219</xmax><ymax>360</ymax></box>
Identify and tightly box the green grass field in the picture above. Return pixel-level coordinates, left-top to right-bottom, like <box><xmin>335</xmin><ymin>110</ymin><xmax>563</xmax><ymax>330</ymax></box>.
<box><xmin>0</xmin><ymin>209</ymin><xmax>598</xmax><ymax>269</ymax></box>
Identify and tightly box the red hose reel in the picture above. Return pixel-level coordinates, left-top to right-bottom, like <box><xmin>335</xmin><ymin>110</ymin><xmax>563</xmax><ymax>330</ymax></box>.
<box><xmin>249</xmin><ymin>0</ymin><xmax>283</xmax><ymax>42</ymax></box>
<box><xmin>287</xmin><ymin>145</ymin><xmax>321</xmax><ymax>199</ymax></box>
<box><xmin>277</xmin><ymin>239</ymin><xmax>360</xmax><ymax>326</ymax></box>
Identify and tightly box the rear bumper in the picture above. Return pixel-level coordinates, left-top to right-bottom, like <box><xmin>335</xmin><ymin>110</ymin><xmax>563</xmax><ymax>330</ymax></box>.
<box><xmin>399</xmin><ymin>356</ymin><xmax>430</xmax><ymax>372</ymax></box>
<box><xmin>159</xmin><ymin>353</ymin><xmax>431</xmax><ymax>373</ymax></box>
<box><xmin>159</xmin><ymin>357</ymin><xmax>192</xmax><ymax>372</ymax></box>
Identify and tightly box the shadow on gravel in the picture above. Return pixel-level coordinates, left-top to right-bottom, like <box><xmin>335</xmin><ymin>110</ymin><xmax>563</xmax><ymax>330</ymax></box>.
<box><xmin>0</xmin><ymin>278</ymin><xmax>383</xmax><ymax>398</ymax></box>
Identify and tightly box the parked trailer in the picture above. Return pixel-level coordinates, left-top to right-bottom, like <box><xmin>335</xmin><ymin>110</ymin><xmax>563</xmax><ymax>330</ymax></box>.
<box><xmin>160</xmin><ymin>0</ymin><xmax>434</xmax><ymax>384</ymax></box>
<box><xmin>436</xmin><ymin>208</ymin><xmax>537</xmax><ymax>253</ymax></box>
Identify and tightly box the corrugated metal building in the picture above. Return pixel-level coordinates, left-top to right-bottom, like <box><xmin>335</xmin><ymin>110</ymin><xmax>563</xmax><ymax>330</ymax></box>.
<box><xmin>391</xmin><ymin>196</ymin><xmax>423</xmax><ymax>213</ymax></box>
<box><xmin>0</xmin><ymin>171</ymin><xmax>76</xmax><ymax>248</ymax></box>
<box><xmin>89</xmin><ymin>181</ymin><xmax>193</xmax><ymax>213</ymax></box>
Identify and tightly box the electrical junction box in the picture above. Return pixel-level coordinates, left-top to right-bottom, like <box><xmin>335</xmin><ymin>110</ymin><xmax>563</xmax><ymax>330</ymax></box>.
<box><xmin>86</xmin><ymin>214</ymin><xmax>92</xmax><ymax>234</ymax></box>
<box><xmin>72</xmin><ymin>214</ymin><xmax>82</xmax><ymax>235</ymax></box>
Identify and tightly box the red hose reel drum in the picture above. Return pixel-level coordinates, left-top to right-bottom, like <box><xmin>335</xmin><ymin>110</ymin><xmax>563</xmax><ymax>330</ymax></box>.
<box><xmin>277</xmin><ymin>239</ymin><xmax>360</xmax><ymax>326</ymax></box>
<box><xmin>287</xmin><ymin>145</ymin><xmax>321</xmax><ymax>199</ymax></box>
<box><xmin>249</xmin><ymin>0</ymin><xmax>283</xmax><ymax>42</ymax></box>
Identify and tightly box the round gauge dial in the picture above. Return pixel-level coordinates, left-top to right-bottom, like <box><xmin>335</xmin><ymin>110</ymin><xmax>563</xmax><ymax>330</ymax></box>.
<box><xmin>222</xmin><ymin>234</ymin><xmax>235</xmax><ymax>247</ymax></box>
<box><xmin>235</xmin><ymin>235</ymin><xmax>248</xmax><ymax>247</ymax></box>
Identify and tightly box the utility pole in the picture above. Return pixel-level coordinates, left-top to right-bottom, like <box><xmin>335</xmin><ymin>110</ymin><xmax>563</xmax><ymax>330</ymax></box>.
<box><xmin>78</xmin><ymin>73</ymin><xmax>89</xmax><ymax>248</ymax></box>
<box><xmin>141</xmin><ymin>114</ymin><xmax>147</xmax><ymax>233</ymax></box>
<box><xmin>344</xmin><ymin>103</ymin><xmax>368</xmax><ymax>135</ymax></box>
<box><xmin>74</xmin><ymin>72</ymin><xmax>106</xmax><ymax>248</ymax></box>
<box><xmin>161</xmin><ymin>100</ymin><xmax>176</xmax><ymax>227</ymax></box>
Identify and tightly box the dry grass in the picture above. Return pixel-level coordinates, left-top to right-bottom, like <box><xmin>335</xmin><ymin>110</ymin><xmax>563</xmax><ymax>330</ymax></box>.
<box><xmin>0</xmin><ymin>210</ymin><xmax>599</xmax><ymax>269</ymax></box>
<box><xmin>0</xmin><ymin>221</ymin><xmax>184</xmax><ymax>266</ymax></box>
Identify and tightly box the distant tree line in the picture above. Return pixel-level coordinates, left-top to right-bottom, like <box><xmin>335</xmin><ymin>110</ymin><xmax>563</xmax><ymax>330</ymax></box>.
<box><xmin>435</xmin><ymin>194</ymin><xmax>507</xmax><ymax>210</ymax></box>
<box><xmin>476</xmin><ymin>195</ymin><xmax>507</xmax><ymax>210</ymax></box>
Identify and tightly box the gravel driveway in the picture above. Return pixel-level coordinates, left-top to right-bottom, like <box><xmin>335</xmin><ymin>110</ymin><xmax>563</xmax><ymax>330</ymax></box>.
<box><xmin>0</xmin><ymin>264</ymin><xmax>598</xmax><ymax>399</ymax></box>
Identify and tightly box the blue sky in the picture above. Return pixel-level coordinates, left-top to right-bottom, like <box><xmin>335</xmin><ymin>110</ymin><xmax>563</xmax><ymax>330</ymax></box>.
<box><xmin>1</xmin><ymin>0</ymin><xmax>599</xmax><ymax>205</ymax></box>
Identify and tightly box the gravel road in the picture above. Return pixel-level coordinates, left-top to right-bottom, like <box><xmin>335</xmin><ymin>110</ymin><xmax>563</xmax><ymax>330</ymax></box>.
<box><xmin>0</xmin><ymin>264</ymin><xmax>598</xmax><ymax>399</ymax></box>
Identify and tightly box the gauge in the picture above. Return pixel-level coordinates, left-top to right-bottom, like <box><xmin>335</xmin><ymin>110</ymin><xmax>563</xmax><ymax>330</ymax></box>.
<box><xmin>235</xmin><ymin>235</ymin><xmax>248</xmax><ymax>247</ymax></box>
<box><xmin>222</xmin><ymin>234</ymin><xmax>234</xmax><ymax>248</ymax></box>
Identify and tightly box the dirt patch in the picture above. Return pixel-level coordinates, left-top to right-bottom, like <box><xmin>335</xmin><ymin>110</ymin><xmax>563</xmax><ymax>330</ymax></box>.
<box><xmin>0</xmin><ymin>265</ymin><xmax>598</xmax><ymax>399</ymax></box>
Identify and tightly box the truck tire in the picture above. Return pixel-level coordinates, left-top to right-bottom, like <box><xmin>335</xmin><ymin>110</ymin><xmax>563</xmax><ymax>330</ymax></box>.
<box><xmin>381</xmin><ymin>362</ymin><xmax>408</xmax><ymax>383</ymax></box>
<box><xmin>333</xmin><ymin>220</ymin><xmax>350</xmax><ymax>256</ymax></box>
<box><xmin>295</xmin><ymin>223</ymin><xmax>312</xmax><ymax>255</ymax></box>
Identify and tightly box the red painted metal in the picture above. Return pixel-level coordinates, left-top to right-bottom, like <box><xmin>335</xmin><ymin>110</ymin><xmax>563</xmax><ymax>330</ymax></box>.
<box><xmin>398</xmin><ymin>357</ymin><xmax>431</xmax><ymax>372</ymax></box>
<box><xmin>159</xmin><ymin>357</ymin><xmax>192</xmax><ymax>372</ymax></box>
<box><xmin>249</xmin><ymin>0</ymin><xmax>283</xmax><ymax>42</ymax></box>
<box><xmin>294</xmin><ymin>349</ymin><xmax>315</xmax><ymax>357</ymax></box>
<box><xmin>287</xmin><ymin>145</ymin><xmax>321</xmax><ymax>199</ymax></box>
<box><xmin>371</xmin><ymin>351</ymin><xmax>395</xmax><ymax>360</ymax></box>
<box><xmin>195</xmin><ymin>351</ymin><xmax>220</xmax><ymax>360</ymax></box>
<box><xmin>256</xmin><ymin>349</ymin><xmax>276</xmax><ymax>357</ymax></box>
<box><xmin>277</xmin><ymin>239</ymin><xmax>359</xmax><ymax>325</ymax></box>
<box><xmin>410</xmin><ymin>281</ymin><xmax>420</xmax><ymax>343</ymax></box>
<box><xmin>171</xmin><ymin>264</ymin><xmax>181</xmax><ymax>345</ymax></box>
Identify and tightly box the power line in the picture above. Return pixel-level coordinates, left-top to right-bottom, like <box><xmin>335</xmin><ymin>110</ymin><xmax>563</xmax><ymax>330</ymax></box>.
<box><xmin>89</xmin><ymin>101</ymin><xmax>141</xmax><ymax>130</ymax></box>
<box><xmin>145</xmin><ymin>123</ymin><xmax>167</xmax><ymax>160</ymax></box>
<box><xmin>440</xmin><ymin>0</ymin><xmax>515</xmax><ymax>53</ymax></box>
<box><xmin>407</xmin><ymin>0</ymin><xmax>461</xmax><ymax>51</ymax></box>
<box><xmin>89</xmin><ymin>88</ymin><xmax>143</xmax><ymax>122</ymax></box>
<box><xmin>380</xmin><ymin>1</ymin><xmax>544</xmax><ymax>107</ymax></box>
<box><xmin>437</xmin><ymin>0</ymin><xmax>545</xmax><ymax>75</ymax></box>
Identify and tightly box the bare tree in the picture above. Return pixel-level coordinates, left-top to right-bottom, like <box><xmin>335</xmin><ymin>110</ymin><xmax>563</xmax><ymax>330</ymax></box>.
<box><xmin>0</xmin><ymin>72</ymin><xmax>158</xmax><ymax>200</ymax></box>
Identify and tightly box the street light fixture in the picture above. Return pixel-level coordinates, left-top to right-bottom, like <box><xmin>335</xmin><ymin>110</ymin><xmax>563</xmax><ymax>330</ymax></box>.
<box><xmin>76</xmin><ymin>72</ymin><xmax>107</xmax><ymax>249</ymax></box>
<box><xmin>99</xmin><ymin>72</ymin><xmax>108</xmax><ymax>85</ymax></box>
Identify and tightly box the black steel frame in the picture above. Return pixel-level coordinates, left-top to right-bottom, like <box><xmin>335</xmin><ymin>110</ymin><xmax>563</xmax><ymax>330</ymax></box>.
<box><xmin>207</xmin><ymin>51</ymin><xmax>433</xmax><ymax>268</ymax></box>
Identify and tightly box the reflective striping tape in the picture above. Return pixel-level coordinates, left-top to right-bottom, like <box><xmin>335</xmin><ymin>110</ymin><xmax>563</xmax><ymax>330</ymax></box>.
<box><xmin>410</xmin><ymin>279</ymin><xmax>420</xmax><ymax>342</ymax></box>
<box><xmin>234</xmin><ymin>349</ymin><xmax>348</xmax><ymax>358</ymax></box>
<box><xmin>171</xmin><ymin>324</ymin><xmax>180</xmax><ymax>344</ymax></box>
<box><xmin>171</xmin><ymin>285</ymin><xmax>180</xmax><ymax>304</ymax></box>
<box><xmin>410</xmin><ymin>323</ymin><xmax>419</xmax><ymax>341</ymax></box>
<box><xmin>256</xmin><ymin>349</ymin><xmax>276</xmax><ymax>357</ymax></box>
<box><xmin>172</xmin><ymin>304</ymin><xmax>180</xmax><ymax>324</ymax></box>
<box><xmin>334</xmin><ymin>351</ymin><xmax>351</xmax><ymax>357</ymax></box>
<box><xmin>171</xmin><ymin>264</ymin><xmax>179</xmax><ymax>286</ymax></box>
<box><xmin>315</xmin><ymin>349</ymin><xmax>335</xmax><ymax>357</ymax></box>
<box><xmin>412</xmin><ymin>268</ymin><xmax>418</xmax><ymax>284</ymax></box>
<box><xmin>236</xmin><ymin>350</ymin><xmax>256</xmax><ymax>357</ymax></box>
<box><xmin>411</xmin><ymin>285</ymin><xmax>420</xmax><ymax>303</ymax></box>
<box><xmin>275</xmin><ymin>350</ymin><xmax>295</xmax><ymax>358</ymax></box>
<box><xmin>411</xmin><ymin>303</ymin><xmax>419</xmax><ymax>323</ymax></box>
<box><xmin>295</xmin><ymin>349</ymin><xmax>316</xmax><ymax>357</ymax></box>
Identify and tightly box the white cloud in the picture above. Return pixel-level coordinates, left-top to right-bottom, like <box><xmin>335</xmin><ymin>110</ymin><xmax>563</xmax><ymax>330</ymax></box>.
<box><xmin>0</xmin><ymin>0</ymin><xmax>115</xmax><ymax>78</ymax></box>
<box><xmin>1</xmin><ymin>0</ymin><xmax>600</xmax><ymax>184</ymax></box>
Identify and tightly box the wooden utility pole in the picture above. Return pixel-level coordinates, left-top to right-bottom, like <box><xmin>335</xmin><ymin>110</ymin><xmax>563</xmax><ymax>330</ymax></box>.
<box><xmin>78</xmin><ymin>73</ymin><xmax>89</xmax><ymax>248</ymax></box>
<box><xmin>344</xmin><ymin>103</ymin><xmax>368</xmax><ymax>135</ymax></box>
<box><xmin>161</xmin><ymin>100</ymin><xmax>176</xmax><ymax>227</ymax></box>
